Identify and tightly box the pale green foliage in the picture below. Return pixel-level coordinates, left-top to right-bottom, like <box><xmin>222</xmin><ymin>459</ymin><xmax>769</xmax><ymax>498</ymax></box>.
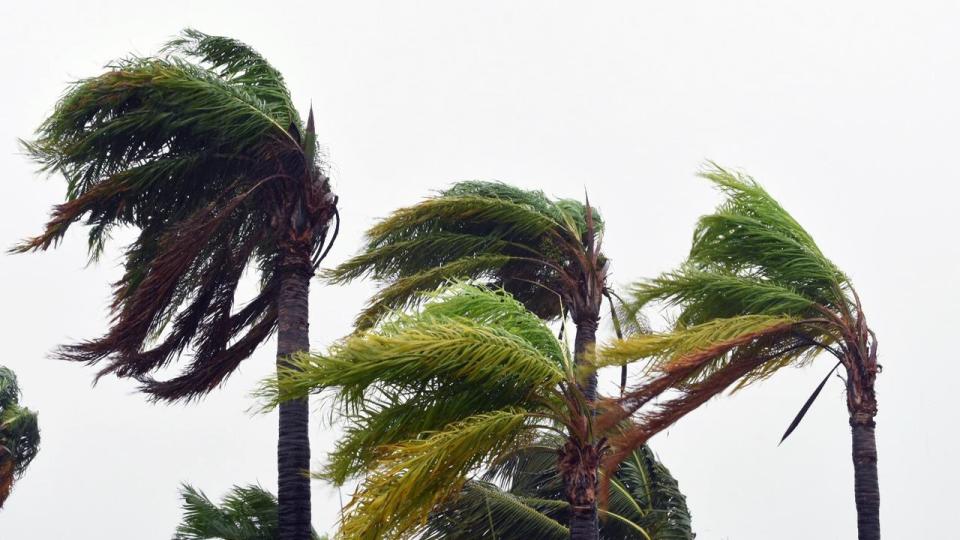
<box><xmin>262</xmin><ymin>284</ymin><xmax>582</xmax><ymax>539</ymax></box>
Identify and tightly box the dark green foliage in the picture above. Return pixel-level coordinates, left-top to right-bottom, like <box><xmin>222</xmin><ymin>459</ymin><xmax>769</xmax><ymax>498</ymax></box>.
<box><xmin>326</xmin><ymin>181</ymin><xmax>604</xmax><ymax>327</ymax></box>
<box><xmin>174</xmin><ymin>484</ymin><xmax>325</xmax><ymax>540</ymax></box>
<box><xmin>424</xmin><ymin>439</ymin><xmax>695</xmax><ymax>540</ymax></box>
<box><xmin>0</xmin><ymin>366</ymin><xmax>40</xmax><ymax>508</ymax></box>
<box><xmin>16</xmin><ymin>29</ymin><xmax>336</xmax><ymax>402</ymax></box>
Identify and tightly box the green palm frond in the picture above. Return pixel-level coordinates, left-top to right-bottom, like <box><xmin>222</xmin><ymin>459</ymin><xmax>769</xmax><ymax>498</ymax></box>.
<box><xmin>424</xmin><ymin>441</ymin><xmax>694</xmax><ymax>540</ymax></box>
<box><xmin>325</xmin><ymin>181</ymin><xmax>605</xmax><ymax>327</ymax></box>
<box><xmin>16</xmin><ymin>29</ymin><xmax>336</xmax><ymax>402</ymax></box>
<box><xmin>174</xmin><ymin>484</ymin><xmax>324</xmax><ymax>540</ymax></box>
<box><xmin>599</xmin><ymin>163</ymin><xmax>870</xmax><ymax>474</ymax></box>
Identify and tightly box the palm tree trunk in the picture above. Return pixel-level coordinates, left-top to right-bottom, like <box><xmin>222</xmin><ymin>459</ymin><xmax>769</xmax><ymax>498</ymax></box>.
<box><xmin>566</xmin><ymin>317</ymin><xmax>600</xmax><ymax>540</ymax></box>
<box><xmin>574</xmin><ymin>318</ymin><xmax>599</xmax><ymax>402</ymax></box>
<box><xmin>560</xmin><ymin>438</ymin><xmax>601</xmax><ymax>540</ymax></box>
<box><xmin>276</xmin><ymin>252</ymin><xmax>313</xmax><ymax>540</ymax></box>
<box><xmin>851</xmin><ymin>413</ymin><xmax>880</xmax><ymax>540</ymax></box>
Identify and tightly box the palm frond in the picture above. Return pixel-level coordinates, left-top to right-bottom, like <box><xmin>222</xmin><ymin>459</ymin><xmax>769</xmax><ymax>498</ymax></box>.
<box><xmin>338</xmin><ymin>410</ymin><xmax>536</xmax><ymax>539</ymax></box>
<box><xmin>0</xmin><ymin>367</ymin><xmax>40</xmax><ymax>509</ymax></box>
<box><xmin>174</xmin><ymin>483</ymin><xmax>323</xmax><ymax>540</ymax></box>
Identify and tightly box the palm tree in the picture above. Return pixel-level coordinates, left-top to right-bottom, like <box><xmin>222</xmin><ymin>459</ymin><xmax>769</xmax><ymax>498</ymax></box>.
<box><xmin>327</xmin><ymin>181</ymin><xmax>609</xmax><ymax>535</ymax></box>
<box><xmin>174</xmin><ymin>484</ymin><xmax>326</xmax><ymax>540</ymax></box>
<box><xmin>15</xmin><ymin>30</ymin><xmax>337</xmax><ymax>539</ymax></box>
<box><xmin>264</xmin><ymin>283</ymin><xmax>690</xmax><ymax>540</ymax></box>
<box><xmin>424</xmin><ymin>436</ymin><xmax>694</xmax><ymax>540</ymax></box>
<box><xmin>0</xmin><ymin>366</ymin><xmax>40</xmax><ymax>509</ymax></box>
<box><xmin>601</xmin><ymin>166</ymin><xmax>880</xmax><ymax>539</ymax></box>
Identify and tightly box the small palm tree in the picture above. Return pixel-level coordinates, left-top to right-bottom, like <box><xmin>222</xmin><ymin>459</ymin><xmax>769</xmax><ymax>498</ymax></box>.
<box><xmin>264</xmin><ymin>284</ymin><xmax>690</xmax><ymax>540</ymax></box>
<box><xmin>174</xmin><ymin>484</ymin><xmax>326</xmax><ymax>540</ymax></box>
<box><xmin>0</xmin><ymin>366</ymin><xmax>40</xmax><ymax>509</ymax></box>
<box><xmin>424</xmin><ymin>437</ymin><xmax>694</xmax><ymax>540</ymax></box>
<box><xmin>601</xmin><ymin>166</ymin><xmax>880</xmax><ymax>539</ymax></box>
<box><xmin>16</xmin><ymin>30</ymin><xmax>337</xmax><ymax>539</ymax></box>
<box><xmin>327</xmin><ymin>182</ymin><xmax>610</xmax><ymax>534</ymax></box>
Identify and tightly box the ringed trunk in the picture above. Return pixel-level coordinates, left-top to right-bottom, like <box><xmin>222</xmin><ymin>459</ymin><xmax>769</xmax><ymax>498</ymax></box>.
<box><xmin>574</xmin><ymin>318</ymin><xmax>599</xmax><ymax>402</ymax></box>
<box><xmin>851</xmin><ymin>412</ymin><xmax>880</xmax><ymax>540</ymax></box>
<box><xmin>276</xmin><ymin>251</ymin><xmax>313</xmax><ymax>540</ymax></box>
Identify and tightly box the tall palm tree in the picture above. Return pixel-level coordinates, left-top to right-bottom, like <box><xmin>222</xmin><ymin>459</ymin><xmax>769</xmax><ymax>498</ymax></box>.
<box><xmin>601</xmin><ymin>166</ymin><xmax>880</xmax><ymax>539</ymax></box>
<box><xmin>263</xmin><ymin>283</ymin><xmax>690</xmax><ymax>540</ymax></box>
<box><xmin>424</xmin><ymin>436</ymin><xmax>694</xmax><ymax>540</ymax></box>
<box><xmin>0</xmin><ymin>366</ymin><xmax>40</xmax><ymax>509</ymax></box>
<box><xmin>327</xmin><ymin>181</ymin><xmax>609</xmax><ymax>536</ymax></box>
<box><xmin>15</xmin><ymin>30</ymin><xmax>337</xmax><ymax>539</ymax></box>
<box><xmin>174</xmin><ymin>484</ymin><xmax>325</xmax><ymax>540</ymax></box>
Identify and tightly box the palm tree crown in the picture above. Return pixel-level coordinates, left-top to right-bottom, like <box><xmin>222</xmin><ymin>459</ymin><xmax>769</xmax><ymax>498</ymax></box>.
<box><xmin>16</xmin><ymin>29</ymin><xmax>337</xmax><ymax>401</ymax></box>
<box><xmin>327</xmin><ymin>181</ymin><xmax>604</xmax><ymax>330</ymax></box>
<box><xmin>264</xmin><ymin>283</ymin><xmax>692</xmax><ymax>540</ymax></box>
<box><xmin>0</xmin><ymin>366</ymin><xmax>40</xmax><ymax>509</ymax></box>
<box><xmin>600</xmin><ymin>166</ymin><xmax>879</xmax><ymax>538</ymax></box>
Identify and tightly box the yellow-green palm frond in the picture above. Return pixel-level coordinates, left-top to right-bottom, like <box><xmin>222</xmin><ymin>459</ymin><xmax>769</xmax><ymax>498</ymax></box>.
<box><xmin>337</xmin><ymin>409</ymin><xmax>536</xmax><ymax>539</ymax></box>
<box><xmin>259</xmin><ymin>285</ymin><xmax>570</xmax><ymax>486</ymax></box>
<box><xmin>600</xmin><ymin>315</ymin><xmax>802</xmax><ymax>376</ymax></box>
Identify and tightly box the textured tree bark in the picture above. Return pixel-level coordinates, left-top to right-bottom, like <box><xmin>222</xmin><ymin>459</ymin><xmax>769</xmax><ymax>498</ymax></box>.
<box><xmin>574</xmin><ymin>317</ymin><xmax>599</xmax><ymax>402</ymax></box>
<box><xmin>560</xmin><ymin>438</ymin><xmax>601</xmax><ymax>540</ymax></box>
<box><xmin>851</xmin><ymin>414</ymin><xmax>880</xmax><ymax>540</ymax></box>
<box><xmin>276</xmin><ymin>253</ymin><xmax>312</xmax><ymax>540</ymax></box>
<box><xmin>566</xmin><ymin>316</ymin><xmax>600</xmax><ymax>540</ymax></box>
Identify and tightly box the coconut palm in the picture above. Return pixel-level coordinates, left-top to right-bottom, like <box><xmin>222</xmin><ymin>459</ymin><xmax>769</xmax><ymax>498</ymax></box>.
<box><xmin>174</xmin><ymin>484</ymin><xmax>326</xmax><ymax>540</ymax></box>
<box><xmin>15</xmin><ymin>30</ymin><xmax>337</xmax><ymax>539</ymax></box>
<box><xmin>264</xmin><ymin>283</ymin><xmax>693</xmax><ymax>540</ymax></box>
<box><xmin>0</xmin><ymin>366</ymin><xmax>40</xmax><ymax>509</ymax></box>
<box><xmin>327</xmin><ymin>182</ymin><xmax>609</xmax><ymax>534</ymax></box>
<box><xmin>601</xmin><ymin>166</ymin><xmax>880</xmax><ymax>539</ymax></box>
<box><xmin>424</xmin><ymin>437</ymin><xmax>694</xmax><ymax>540</ymax></box>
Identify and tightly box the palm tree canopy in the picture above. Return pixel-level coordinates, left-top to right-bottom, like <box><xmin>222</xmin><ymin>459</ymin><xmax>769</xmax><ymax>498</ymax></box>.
<box><xmin>263</xmin><ymin>283</ymin><xmax>695</xmax><ymax>539</ymax></box>
<box><xmin>424</xmin><ymin>438</ymin><xmax>694</xmax><ymax>540</ymax></box>
<box><xmin>326</xmin><ymin>181</ymin><xmax>604</xmax><ymax>328</ymax></box>
<box><xmin>262</xmin><ymin>283</ymin><xmax>582</xmax><ymax>538</ymax></box>
<box><xmin>174</xmin><ymin>484</ymin><xmax>324</xmax><ymax>540</ymax></box>
<box><xmin>16</xmin><ymin>29</ymin><xmax>336</xmax><ymax>401</ymax></box>
<box><xmin>598</xmin><ymin>165</ymin><xmax>874</xmax><ymax>468</ymax></box>
<box><xmin>0</xmin><ymin>366</ymin><xmax>41</xmax><ymax>508</ymax></box>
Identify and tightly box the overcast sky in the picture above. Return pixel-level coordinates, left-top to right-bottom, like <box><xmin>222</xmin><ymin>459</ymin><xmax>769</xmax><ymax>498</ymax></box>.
<box><xmin>1</xmin><ymin>1</ymin><xmax>957</xmax><ymax>538</ymax></box>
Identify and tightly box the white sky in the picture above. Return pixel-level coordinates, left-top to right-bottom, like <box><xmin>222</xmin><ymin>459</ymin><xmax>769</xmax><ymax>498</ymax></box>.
<box><xmin>1</xmin><ymin>1</ymin><xmax>957</xmax><ymax>538</ymax></box>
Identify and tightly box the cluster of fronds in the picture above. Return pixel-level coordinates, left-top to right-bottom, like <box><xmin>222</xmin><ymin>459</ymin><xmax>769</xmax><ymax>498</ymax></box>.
<box><xmin>424</xmin><ymin>435</ymin><xmax>694</xmax><ymax>539</ymax></box>
<box><xmin>16</xmin><ymin>29</ymin><xmax>336</xmax><ymax>402</ymax></box>
<box><xmin>0</xmin><ymin>367</ymin><xmax>40</xmax><ymax>508</ymax></box>
<box><xmin>325</xmin><ymin>181</ymin><xmax>605</xmax><ymax>328</ymax></box>
<box><xmin>598</xmin><ymin>164</ymin><xmax>873</xmax><ymax>472</ymax></box>
<box><xmin>261</xmin><ymin>284</ymin><xmax>587</xmax><ymax>538</ymax></box>
<box><xmin>174</xmin><ymin>483</ymin><xmax>324</xmax><ymax>540</ymax></box>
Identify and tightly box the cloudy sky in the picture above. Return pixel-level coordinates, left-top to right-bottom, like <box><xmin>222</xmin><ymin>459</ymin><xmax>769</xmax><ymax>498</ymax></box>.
<box><xmin>2</xmin><ymin>1</ymin><xmax>956</xmax><ymax>538</ymax></box>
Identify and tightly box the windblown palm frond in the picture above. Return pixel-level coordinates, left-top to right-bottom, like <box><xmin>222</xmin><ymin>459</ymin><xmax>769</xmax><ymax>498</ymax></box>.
<box><xmin>264</xmin><ymin>284</ymin><xmax>693</xmax><ymax>539</ymax></box>
<box><xmin>174</xmin><ymin>484</ymin><xmax>324</xmax><ymax>540</ymax></box>
<box><xmin>0</xmin><ymin>367</ymin><xmax>40</xmax><ymax>509</ymax></box>
<box><xmin>16</xmin><ymin>28</ymin><xmax>336</xmax><ymax>402</ymax></box>
<box><xmin>598</xmin><ymin>165</ymin><xmax>880</xmax><ymax>539</ymax></box>
<box><xmin>325</xmin><ymin>181</ymin><xmax>604</xmax><ymax>328</ymax></box>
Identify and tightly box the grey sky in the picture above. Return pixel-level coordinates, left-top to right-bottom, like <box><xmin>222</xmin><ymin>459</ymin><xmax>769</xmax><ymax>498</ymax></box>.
<box><xmin>1</xmin><ymin>1</ymin><xmax>956</xmax><ymax>538</ymax></box>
